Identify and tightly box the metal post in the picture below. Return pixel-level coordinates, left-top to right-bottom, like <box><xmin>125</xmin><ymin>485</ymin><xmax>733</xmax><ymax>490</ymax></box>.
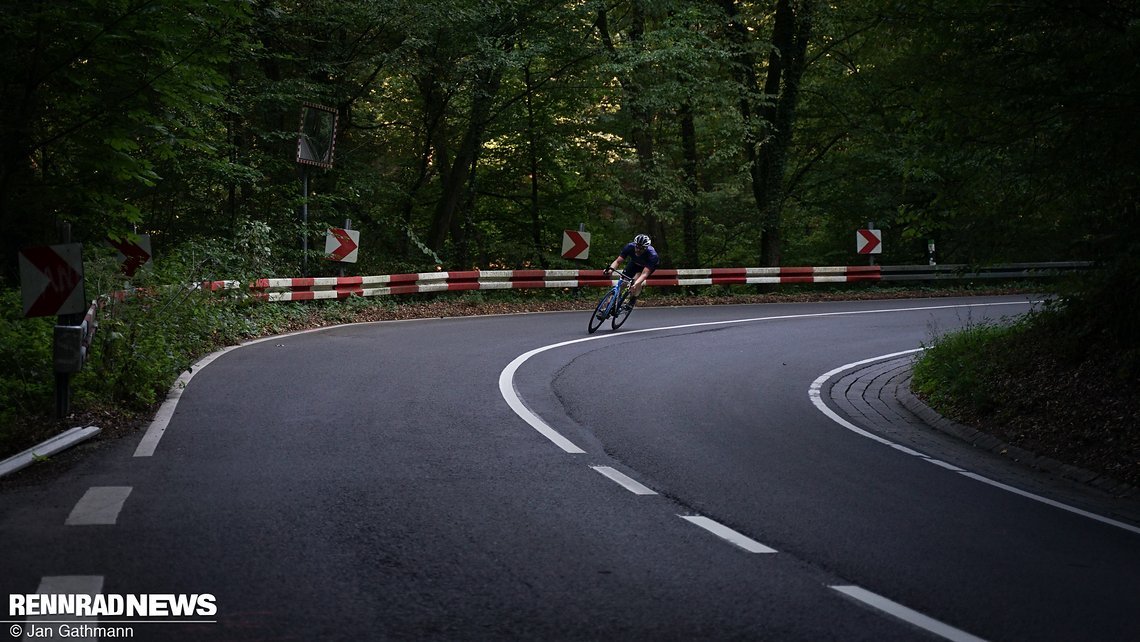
<box><xmin>301</xmin><ymin>167</ymin><xmax>309</xmax><ymax>276</ymax></box>
<box><xmin>55</xmin><ymin>222</ymin><xmax>74</xmax><ymax>419</ymax></box>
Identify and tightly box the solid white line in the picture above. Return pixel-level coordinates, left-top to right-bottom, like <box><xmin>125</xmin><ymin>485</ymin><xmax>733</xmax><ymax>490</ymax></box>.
<box><xmin>134</xmin><ymin>345</ymin><xmax>239</xmax><ymax>457</ymax></box>
<box><xmin>679</xmin><ymin>515</ymin><xmax>777</xmax><ymax>553</ymax></box>
<box><xmin>830</xmin><ymin>585</ymin><xmax>987</xmax><ymax>642</ymax></box>
<box><xmin>501</xmin><ymin>301</ymin><xmax>1030</xmax><ymax>453</ymax></box>
<box><xmin>65</xmin><ymin>486</ymin><xmax>133</xmax><ymax>526</ymax></box>
<box><xmin>810</xmin><ymin>352</ymin><xmax>1140</xmax><ymax>537</ymax></box>
<box><xmin>957</xmin><ymin>472</ymin><xmax>1140</xmax><ymax>535</ymax></box>
<box><xmin>925</xmin><ymin>459</ymin><xmax>966</xmax><ymax>472</ymax></box>
<box><xmin>133</xmin><ymin>323</ymin><xmax>345</xmax><ymax>458</ymax></box>
<box><xmin>591</xmin><ymin>466</ymin><xmax>657</xmax><ymax>495</ymax></box>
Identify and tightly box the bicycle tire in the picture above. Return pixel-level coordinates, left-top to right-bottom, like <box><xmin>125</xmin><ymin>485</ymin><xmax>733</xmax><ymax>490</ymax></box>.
<box><xmin>588</xmin><ymin>289</ymin><xmax>617</xmax><ymax>334</ymax></box>
<box><xmin>612</xmin><ymin>286</ymin><xmax>633</xmax><ymax>329</ymax></box>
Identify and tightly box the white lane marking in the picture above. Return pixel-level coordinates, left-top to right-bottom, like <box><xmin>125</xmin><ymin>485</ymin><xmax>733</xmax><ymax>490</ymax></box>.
<box><xmin>811</xmin><ymin>353</ymin><xmax>1140</xmax><ymax>537</ymax></box>
<box><xmin>135</xmin><ymin>346</ymin><xmax>239</xmax><ymax>456</ymax></box>
<box><xmin>501</xmin><ymin>300</ymin><xmax>1031</xmax><ymax>453</ymax></box>
<box><xmin>808</xmin><ymin>348</ymin><xmax>925</xmax><ymax>449</ymax></box>
<box><xmin>830</xmin><ymin>585</ymin><xmax>987</xmax><ymax>642</ymax></box>
<box><xmin>958</xmin><ymin>472</ymin><xmax>1140</xmax><ymax>534</ymax></box>
<box><xmin>65</xmin><ymin>486</ymin><xmax>133</xmax><ymax>526</ymax></box>
<box><xmin>680</xmin><ymin>515</ymin><xmax>777</xmax><ymax>553</ymax></box>
<box><xmin>591</xmin><ymin>466</ymin><xmax>657</xmax><ymax>495</ymax></box>
<box><xmin>926</xmin><ymin>459</ymin><xmax>966</xmax><ymax>472</ymax></box>
<box><xmin>24</xmin><ymin>576</ymin><xmax>105</xmax><ymax>640</ymax></box>
<box><xmin>134</xmin><ymin>324</ymin><xmax>348</xmax><ymax>457</ymax></box>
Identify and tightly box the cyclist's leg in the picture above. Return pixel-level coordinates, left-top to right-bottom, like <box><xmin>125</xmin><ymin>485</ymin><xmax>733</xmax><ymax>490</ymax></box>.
<box><xmin>621</xmin><ymin>268</ymin><xmax>638</xmax><ymax>309</ymax></box>
<box><xmin>626</xmin><ymin>267</ymin><xmax>653</xmax><ymax>307</ymax></box>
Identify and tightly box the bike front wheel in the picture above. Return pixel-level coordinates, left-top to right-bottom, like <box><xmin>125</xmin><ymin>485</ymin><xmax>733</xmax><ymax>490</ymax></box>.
<box><xmin>588</xmin><ymin>290</ymin><xmax>617</xmax><ymax>334</ymax></box>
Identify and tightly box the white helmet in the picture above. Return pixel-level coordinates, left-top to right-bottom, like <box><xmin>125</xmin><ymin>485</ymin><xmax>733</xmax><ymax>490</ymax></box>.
<box><xmin>633</xmin><ymin>234</ymin><xmax>651</xmax><ymax>248</ymax></box>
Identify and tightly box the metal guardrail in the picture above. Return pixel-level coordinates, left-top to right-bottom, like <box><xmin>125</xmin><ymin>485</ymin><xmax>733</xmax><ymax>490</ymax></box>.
<box><xmin>197</xmin><ymin>262</ymin><xmax>1092</xmax><ymax>303</ymax></box>
<box><xmin>879</xmin><ymin>261</ymin><xmax>1093</xmax><ymax>281</ymax></box>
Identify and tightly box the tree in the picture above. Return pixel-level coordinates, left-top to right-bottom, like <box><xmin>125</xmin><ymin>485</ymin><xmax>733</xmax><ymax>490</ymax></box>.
<box><xmin>0</xmin><ymin>0</ymin><xmax>250</xmax><ymax>281</ymax></box>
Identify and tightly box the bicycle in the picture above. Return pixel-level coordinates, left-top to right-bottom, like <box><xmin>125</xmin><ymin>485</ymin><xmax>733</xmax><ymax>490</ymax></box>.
<box><xmin>587</xmin><ymin>269</ymin><xmax>635</xmax><ymax>334</ymax></box>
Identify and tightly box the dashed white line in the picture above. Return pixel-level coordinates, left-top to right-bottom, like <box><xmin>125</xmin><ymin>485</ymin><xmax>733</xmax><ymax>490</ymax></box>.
<box><xmin>65</xmin><ymin>487</ymin><xmax>132</xmax><ymax>526</ymax></box>
<box><xmin>679</xmin><ymin>515</ymin><xmax>777</xmax><ymax>553</ymax></box>
<box><xmin>23</xmin><ymin>576</ymin><xmax>105</xmax><ymax>640</ymax></box>
<box><xmin>591</xmin><ymin>466</ymin><xmax>657</xmax><ymax>495</ymax></box>
<box><xmin>830</xmin><ymin>585</ymin><xmax>987</xmax><ymax>642</ymax></box>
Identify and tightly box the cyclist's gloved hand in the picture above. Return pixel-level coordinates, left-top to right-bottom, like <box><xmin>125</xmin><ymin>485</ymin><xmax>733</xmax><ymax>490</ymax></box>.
<box><xmin>603</xmin><ymin>266</ymin><xmax>613</xmax><ymax>275</ymax></box>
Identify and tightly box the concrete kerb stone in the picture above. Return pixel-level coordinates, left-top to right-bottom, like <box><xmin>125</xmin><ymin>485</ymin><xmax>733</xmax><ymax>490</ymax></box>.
<box><xmin>0</xmin><ymin>426</ymin><xmax>101</xmax><ymax>479</ymax></box>
<box><xmin>892</xmin><ymin>368</ymin><xmax>1136</xmax><ymax>498</ymax></box>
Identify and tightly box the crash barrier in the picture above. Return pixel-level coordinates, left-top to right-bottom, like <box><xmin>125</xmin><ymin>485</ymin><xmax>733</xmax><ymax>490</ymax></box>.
<box><xmin>879</xmin><ymin>261</ymin><xmax>1092</xmax><ymax>281</ymax></box>
<box><xmin>53</xmin><ymin>298</ymin><xmax>102</xmax><ymax>374</ymax></box>
<box><xmin>200</xmin><ymin>261</ymin><xmax>1091</xmax><ymax>303</ymax></box>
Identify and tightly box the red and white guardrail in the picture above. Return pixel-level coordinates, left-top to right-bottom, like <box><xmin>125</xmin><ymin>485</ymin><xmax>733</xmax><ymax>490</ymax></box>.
<box><xmin>203</xmin><ymin>266</ymin><xmax>882</xmax><ymax>302</ymax></box>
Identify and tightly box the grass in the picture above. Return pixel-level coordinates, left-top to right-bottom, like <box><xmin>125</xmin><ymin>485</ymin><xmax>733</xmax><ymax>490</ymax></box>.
<box><xmin>912</xmin><ymin>307</ymin><xmax>1140</xmax><ymax>488</ymax></box>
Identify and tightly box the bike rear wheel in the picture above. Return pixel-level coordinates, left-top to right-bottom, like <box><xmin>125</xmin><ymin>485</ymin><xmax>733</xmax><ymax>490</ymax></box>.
<box><xmin>588</xmin><ymin>290</ymin><xmax>617</xmax><ymax>334</ymax></box>
<box><xmin>611</xmin><ymin>286</ymin><xmax>633</xmax><ymax>329</ymax></box>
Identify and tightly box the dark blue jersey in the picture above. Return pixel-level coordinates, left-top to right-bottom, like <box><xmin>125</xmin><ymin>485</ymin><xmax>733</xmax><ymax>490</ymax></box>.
<box><xmin>619</xmin><ymin>243</ymin><xmax>659</xmax><ymax>274</ymax></box>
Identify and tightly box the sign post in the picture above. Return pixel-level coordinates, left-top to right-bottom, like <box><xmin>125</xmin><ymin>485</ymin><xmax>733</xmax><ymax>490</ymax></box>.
<box><xmin>295</xmin><ymin>103</ymin><xmax>339</xmax><ymax>275</ymax></box>
<box><xmin>20</xmin><ymin>224</ymin><xmax>87</xmax><ymax>418</ymax></box>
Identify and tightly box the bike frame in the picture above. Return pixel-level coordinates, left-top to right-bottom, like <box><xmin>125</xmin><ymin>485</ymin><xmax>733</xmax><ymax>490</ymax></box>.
<box><xmin>588</xmin><ymin>270</ymin><xmax>634</xmax><ymax>334</ymax></box>
<box><xmin>603</xmin><ymin>274</ymin><xmax>629</xmax><ymax>314</ymax></box>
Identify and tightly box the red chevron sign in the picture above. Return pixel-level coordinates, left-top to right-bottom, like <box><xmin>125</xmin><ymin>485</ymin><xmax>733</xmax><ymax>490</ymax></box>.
<box><xmin>325</xmin><ymin>227</ymin><xmax>359</xmax><ymax>263</ymax></box>
<box><xmin>561</xmin><ymin>230</ymin><xmax>590</xmax><ymax>260</ymax></box>
<box><xmin>108</xmin><ymin>234</ymin><xmax>152</xmax><ymax>277</ymax></box>
<box><xmin>18</xmin><ymin>243</ymin><xmax>85</xmax><ymax>317</ymax></box>
<box><xmin>856</xmin><ymin>229</ymin><xmax>882</xmax><ymax>254</ymax></box>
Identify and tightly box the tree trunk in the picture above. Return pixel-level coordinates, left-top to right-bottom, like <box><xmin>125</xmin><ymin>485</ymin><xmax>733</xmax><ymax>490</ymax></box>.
<box><xmin>598</xmin><ymin>1</ymin><xmax>669</xmax><ymax>261</ymax></box>
<box><xmin>402</xmin><ymin>72</ymin><xmax>448</xmax><ymax>257</ymax></box>
<box><xmin>427</xmin><ymin>64</ymin><xmax>504</xmax><ymax>254</ymax></box>
<box><xmin>723</xmin><ymin>0</ymin><xmax>815</xmax><ymax>267</ymax></box>
<box><xmin>680</xmin><ymin>101</ymin><xmax>700</xmax><ymax>268</ymax></box>
<box><xmin>525</xmin><ymin>64</ymin><xmax>547</xmax><ymax>268</ymax></box>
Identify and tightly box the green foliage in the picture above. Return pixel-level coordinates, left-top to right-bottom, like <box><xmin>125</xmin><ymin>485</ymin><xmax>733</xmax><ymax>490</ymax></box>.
<box><xmin>0</xmin><ymin>291</ymin><xmax>54</xmax><ymax>445</ymax></box>
<box><xmin>1</xmin><ymin>0</ymin><xmax>1136</xmax><ymax>456</ymax></box>
<box><xmin>912</xmin><ymin>320</ymin><xmax>1022</xmax><ymax>416</ymax></box>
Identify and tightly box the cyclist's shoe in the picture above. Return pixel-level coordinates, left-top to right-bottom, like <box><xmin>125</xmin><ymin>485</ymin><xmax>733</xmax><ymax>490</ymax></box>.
<box><xmin>620</xmin><ymin>302</ymin><xmax>633</xmax><ymax>312</ymax></box>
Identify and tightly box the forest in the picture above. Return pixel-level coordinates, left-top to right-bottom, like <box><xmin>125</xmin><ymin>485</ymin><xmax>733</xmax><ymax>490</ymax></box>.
<box><xmin>0</xmin><ymin>1</ymin><xmax>1136</xmax><ymax>459</ymax></box>
<box><xmin>2</xmin><ymin>0</ymin><xmax>1135</xmax><ymax>279</ymax></box>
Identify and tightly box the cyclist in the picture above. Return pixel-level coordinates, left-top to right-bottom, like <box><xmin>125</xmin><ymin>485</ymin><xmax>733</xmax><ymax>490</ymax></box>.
<box><xmin>604</xmin><ymin>233</ymin><xmax>659</xmax><ymax>311</ymax></box>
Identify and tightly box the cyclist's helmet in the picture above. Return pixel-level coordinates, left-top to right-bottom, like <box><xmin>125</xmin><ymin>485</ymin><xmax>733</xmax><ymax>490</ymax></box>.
<box><xmin>633</xmin><ymin>234</ymin><xmax>651</xmax><ymax>249</ymax></box>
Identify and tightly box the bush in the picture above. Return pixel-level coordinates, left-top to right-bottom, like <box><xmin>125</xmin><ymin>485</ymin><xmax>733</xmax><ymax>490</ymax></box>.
<box><xmin>0</xmin><ymin>290</ymin><xmax>55</xmax><ymax>452</ymax></box>
<box><xmin>911</xmin><ymin>319</ymin><xmax>1023</xmax><ymax>416</ymax></box>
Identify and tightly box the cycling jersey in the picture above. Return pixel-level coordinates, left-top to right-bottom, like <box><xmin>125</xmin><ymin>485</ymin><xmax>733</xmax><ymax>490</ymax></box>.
<box><xmin>619</xmin><ymin>243</ymin><xmax>659</xmax><ymax>276</ymax></box>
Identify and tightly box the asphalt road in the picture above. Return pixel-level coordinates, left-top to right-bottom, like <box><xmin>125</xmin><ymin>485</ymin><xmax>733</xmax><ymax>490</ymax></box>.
<box><xmin>2</xmin><ymin>295</ymin><xmax>1139</xmax><ymax>641</ymax></box>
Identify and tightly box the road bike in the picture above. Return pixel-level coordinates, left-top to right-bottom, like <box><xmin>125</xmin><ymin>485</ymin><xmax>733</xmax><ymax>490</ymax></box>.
<box><xmin>588</xmin><ymin>270</ymin><xmax>635</xmax><ymax>334</ymax></box>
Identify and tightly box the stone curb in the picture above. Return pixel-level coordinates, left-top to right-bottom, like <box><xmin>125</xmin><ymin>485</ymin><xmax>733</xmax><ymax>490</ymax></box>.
<box><xmin>895</xmin><ymin>371</ymin><xmax>1136</xmax><ymax>498</ymax></box>
<box><xmin>0</xmin><ymin>426</ymin><xmax>101</xmax><ymax>479</ymax></box>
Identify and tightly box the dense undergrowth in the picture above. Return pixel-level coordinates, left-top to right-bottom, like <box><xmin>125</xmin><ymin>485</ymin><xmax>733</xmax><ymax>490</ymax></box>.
<box><xmin>913</xmin><ymin>270</ymin><xmax>1140</xmax><ymax>488</ymax></box>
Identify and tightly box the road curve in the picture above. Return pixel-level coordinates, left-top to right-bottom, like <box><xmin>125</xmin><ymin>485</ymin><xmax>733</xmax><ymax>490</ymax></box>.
<box><xmin>2</xmin><ymin>295</ymin><xmax>1138</xmax><ymax>641</ymax></box>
